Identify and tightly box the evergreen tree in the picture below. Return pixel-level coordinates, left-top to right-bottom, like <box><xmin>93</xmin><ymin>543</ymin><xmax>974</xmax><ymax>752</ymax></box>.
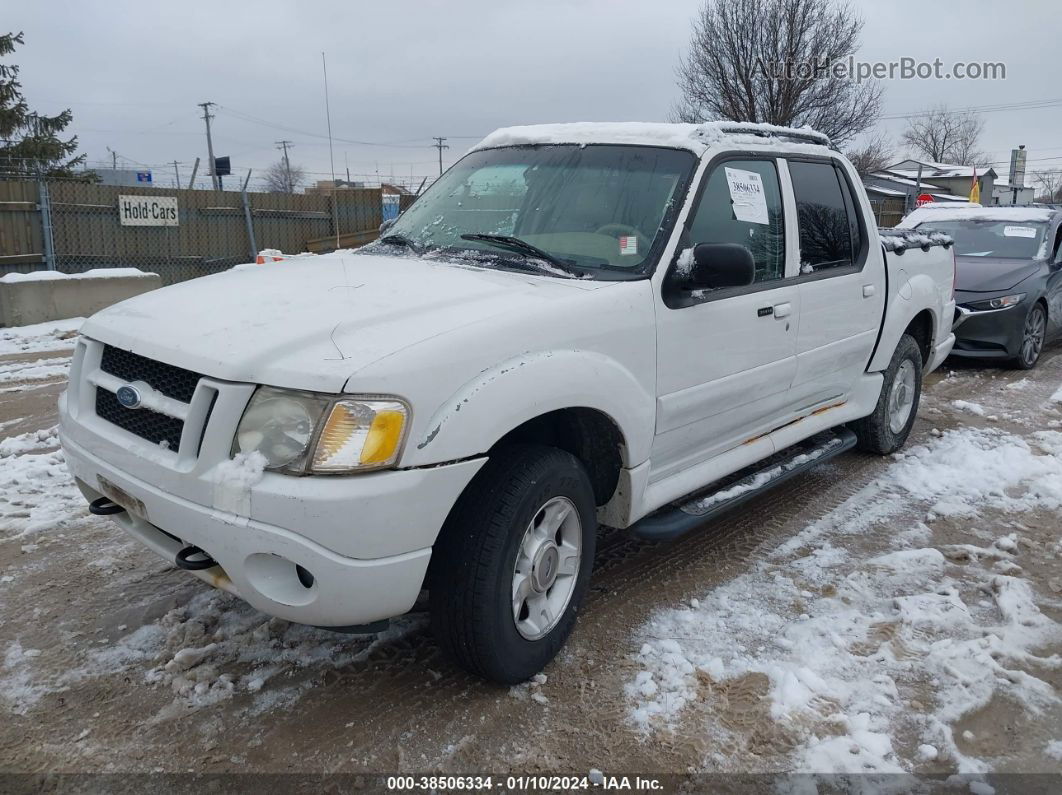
<box><xmin>0</xmin><ymin>31</ymin><xmax>87</xmax><ymax>178</ymax></box>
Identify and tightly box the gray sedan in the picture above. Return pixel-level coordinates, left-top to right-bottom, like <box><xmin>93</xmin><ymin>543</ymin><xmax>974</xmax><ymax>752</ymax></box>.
<box><xmin>905</xmin><ymin>207</ymin><xmax>1062</xmax><ymax>369</ymax></box>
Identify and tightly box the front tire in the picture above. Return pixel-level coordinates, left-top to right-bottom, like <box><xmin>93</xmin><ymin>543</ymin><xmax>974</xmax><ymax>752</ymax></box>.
<box><xmin>852</xmin><ymin>333</ymin><xmax>923</xmax><ymax>455</ymax></box>
<box><xmin>429</xmin><ymin>445</ymin><xmax>597</xmax><ymax>684</ymax></box>
<box><xmin>1011</xmin><ymin>302</ymin><xmax>1047</xmax><ymax>370</ymax></box>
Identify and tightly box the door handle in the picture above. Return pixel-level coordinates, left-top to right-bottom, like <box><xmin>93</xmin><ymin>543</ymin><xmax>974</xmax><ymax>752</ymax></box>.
<box><xmin>773</xmin><ymin>302</ymin><xmax>792</xmax><ymax>319</ymax></box>
<box><xmin>863</xmin><ymin>284</ymin><xmax>876</xmax><ymax>297</ymax></box>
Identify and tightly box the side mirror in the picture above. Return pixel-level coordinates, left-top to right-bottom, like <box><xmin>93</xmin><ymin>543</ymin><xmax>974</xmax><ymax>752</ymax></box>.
<box><xmin>379</xmin><ymin>218</ymin><xmax>396</xmax><ymax>234</ymax></box>
<box><xmin>687</xmin><ymin>243</ymin><xmax>755</xmax><ymax>289</ymax></box>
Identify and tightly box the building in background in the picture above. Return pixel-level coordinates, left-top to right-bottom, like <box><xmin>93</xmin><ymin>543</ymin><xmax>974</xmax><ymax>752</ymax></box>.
<box><xmin>885</xmin><ymin>160</ymin><xmax>997</xmax><ymax>204</ymax></box>
<box><xmin>88</xmin><ymin>168</ymin><xmax>154</xmax><ymax>187</ymax></box>
<box><xmin>992</xmin><ymin>180</ymin><xmax>1036</xmax><ymax>205</ymax></box>
<box><xmin>303</xmin><ymin>179</ymin><xmax>367</xmax><ymax>196</ymax></box>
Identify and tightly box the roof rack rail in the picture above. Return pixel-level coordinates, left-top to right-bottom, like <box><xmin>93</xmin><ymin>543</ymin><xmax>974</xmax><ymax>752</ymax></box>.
<box><xmin>705</xmin><ymin>122</ymin><xmax>832</xmax><ymax>147</ymax></box>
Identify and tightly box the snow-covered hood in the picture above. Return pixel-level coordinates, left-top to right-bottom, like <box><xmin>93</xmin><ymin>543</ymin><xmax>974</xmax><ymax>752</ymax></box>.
<box><xmin>80</xmin><ymin>253</ymin><xmax>613</xmax><ymax>393</ymax></box>
<box><xmin>955</xmin><ymin>256</ymin><xmax>1042</xmax><ymax>293</ymax></box>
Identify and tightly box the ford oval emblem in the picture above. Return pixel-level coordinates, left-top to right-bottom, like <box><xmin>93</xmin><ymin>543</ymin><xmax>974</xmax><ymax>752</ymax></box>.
<box><xmin>115</xmin><ymin>385</ymin><xmax>142</xmax><ymax>409</ymax></box>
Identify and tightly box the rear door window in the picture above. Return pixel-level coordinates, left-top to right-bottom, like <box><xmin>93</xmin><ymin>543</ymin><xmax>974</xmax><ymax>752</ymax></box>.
<box><xmin>789</xmin><ymin>161</ymin><xmax>859</xmax><ymax>273</ymax></box>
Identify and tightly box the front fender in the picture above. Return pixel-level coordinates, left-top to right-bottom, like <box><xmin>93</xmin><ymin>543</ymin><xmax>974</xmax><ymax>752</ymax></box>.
<box><xmin>400</xmin><ymin>349</ymin><xmax>655</xmax><ymax>469</ymax></box>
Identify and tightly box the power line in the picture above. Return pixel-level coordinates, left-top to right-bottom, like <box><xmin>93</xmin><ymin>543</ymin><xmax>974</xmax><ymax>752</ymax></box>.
<box><xmin>275</xmin><ymin>140</ymin><xmax>294</xmax><ymax>193</ymax></box>
<box><xmin>432</xmin><ymin>137</ymin><xmax>449</xmax><ymax>176</ymax></box>
<box><xmin>880</xmin><ymin>97</ymin><xmax>1062</xmax><ymax>121</ymax></box>
<box><xmin>198</xmin><ymin>101</ymin><xmax>219</xmax><ymax>190</ymax></box>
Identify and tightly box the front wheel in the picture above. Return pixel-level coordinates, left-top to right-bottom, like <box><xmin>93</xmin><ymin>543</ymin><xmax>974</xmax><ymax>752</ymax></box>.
<box><xmin>852</xmin><ymin>333</ymin><xmax>923</xmax><ymax>455</ymax></box>
<box><xmin>429</xmin><ymin>445</ymin><xmax>597</xmax><ymax>684</ymax></box>
<box><xmin>1011</xmin><ymin>302</ymin><xmax>1047</xmax><ymax>370</ymax></box>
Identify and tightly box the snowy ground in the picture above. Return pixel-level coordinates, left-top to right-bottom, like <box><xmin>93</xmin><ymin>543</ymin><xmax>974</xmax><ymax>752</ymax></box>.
<box><xmin>0</xmin><ymin>318</ymin><xmax>1060</xmax><ymax>789</ymax></box>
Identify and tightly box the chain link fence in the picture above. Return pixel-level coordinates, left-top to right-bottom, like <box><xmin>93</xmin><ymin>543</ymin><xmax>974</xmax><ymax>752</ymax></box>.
<box><xmin>0</xmin><ymin>178</ymin><xmax>414</xmax><ymax>286</ymax></box>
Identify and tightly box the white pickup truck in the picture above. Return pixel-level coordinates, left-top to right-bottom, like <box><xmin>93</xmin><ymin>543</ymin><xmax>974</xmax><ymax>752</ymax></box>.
<box><xmin>59</xmin><ymin>122</ymin><xmax>956</xmax><ymax>683</ymax></box>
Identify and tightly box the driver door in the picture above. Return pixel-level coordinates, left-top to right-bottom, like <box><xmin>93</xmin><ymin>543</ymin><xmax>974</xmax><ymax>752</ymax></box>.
<box><xmin>652</xmin><ymin>158</ymin><xmax>800</xmax><ymax>483</ymax></box>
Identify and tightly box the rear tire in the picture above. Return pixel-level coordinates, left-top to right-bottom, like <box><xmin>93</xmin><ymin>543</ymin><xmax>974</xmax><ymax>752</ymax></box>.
<box><xmin>429</xmin><ymin>444</ymin><xmax>597</xmax><ymax>684</ymax></box>
<box><xmin>852</xmin><ymin>333</ymin><xmax>923</xmax><ymax>455</ymax></box>
<box><xmin>1010</xmin><ymin>302</ymin><xmax>1047</xmax><ymax>370</ymax></box>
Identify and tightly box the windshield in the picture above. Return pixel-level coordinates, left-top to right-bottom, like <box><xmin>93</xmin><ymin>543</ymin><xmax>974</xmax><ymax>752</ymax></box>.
<box><xmin>373</xmin><ymin>144</ymin><xmax>696</xmax><ymax>277</ymax></box>
<box><xmin>915</xmin><ymin>219</ymin><xmax>1047</xmax><ymax>259</ymax></box>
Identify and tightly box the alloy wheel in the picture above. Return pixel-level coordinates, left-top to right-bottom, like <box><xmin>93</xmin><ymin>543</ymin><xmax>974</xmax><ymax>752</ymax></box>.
<box><xmin>511</xmin><ymin>496</ymin><xmax>582</xmax><ymax>640</ymax></box>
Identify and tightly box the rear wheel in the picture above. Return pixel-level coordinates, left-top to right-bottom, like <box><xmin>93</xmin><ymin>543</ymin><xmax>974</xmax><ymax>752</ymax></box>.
<box><xmin>429</xmin><ymin>445</ymin><xmax>596</xmax><ymax>683</ymax></box>
<box><xmin>852</xmin><ymin>333</ymin><xmax>923</xmax><ymax>455</ymax></box>
<box><xmin>1011</xmin><ymin>303</ymin><xmax>1046</xmax><ymax>370</ymax></box>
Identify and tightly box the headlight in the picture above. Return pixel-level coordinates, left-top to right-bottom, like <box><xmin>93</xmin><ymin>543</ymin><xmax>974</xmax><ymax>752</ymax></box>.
<box><xmin>964</xmin><ymin>293</ymin><xmax>1025</xmax><ymax>311</ymax></box>
<box><xmin>233</xmin><ymin>387</ymin><xmax>409</xmax><ymax>474</ymax></box>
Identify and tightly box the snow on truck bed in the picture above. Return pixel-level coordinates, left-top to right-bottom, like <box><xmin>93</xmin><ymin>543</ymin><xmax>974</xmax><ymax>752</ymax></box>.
<box><xmin>878</xmin><ymin>228</ymin><xmax>954</xmax><ymax>253</ymax></box>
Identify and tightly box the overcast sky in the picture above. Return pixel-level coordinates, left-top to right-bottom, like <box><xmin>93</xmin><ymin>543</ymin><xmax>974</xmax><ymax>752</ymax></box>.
<box><xmin>10</xmin><ymin>0</ymin><xmax>1061</xmax><ymax>189</ymax></box>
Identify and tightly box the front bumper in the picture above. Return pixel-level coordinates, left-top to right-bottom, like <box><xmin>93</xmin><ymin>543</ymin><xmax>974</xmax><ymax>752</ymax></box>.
<box><xmin>951</xmin><ymin>300</ymin><xmax>1028</xmax><ymax>359</ymax></box>
<box><xmin>62</xmin><ymin>432</ymin><xmax>484</xmax><ymax>627</ymax></box>
<box><xmin>58</xmin><ymin>337</ymin><xmax>486</xmax><ymax>627</ymax></box>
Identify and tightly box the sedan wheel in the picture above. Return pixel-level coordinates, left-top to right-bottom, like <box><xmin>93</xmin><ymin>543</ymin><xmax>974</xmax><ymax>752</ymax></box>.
<box><xmin>1015</xmin><ymin>304</ymin><xmax>1046</xmax><ymax>370</ymax></box>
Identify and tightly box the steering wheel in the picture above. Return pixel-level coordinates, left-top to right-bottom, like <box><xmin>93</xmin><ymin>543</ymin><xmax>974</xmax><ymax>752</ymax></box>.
<box><xmin>594</xmin><ymin>223</ymin><xmax>649</xmax><ymax>242</ymax></box>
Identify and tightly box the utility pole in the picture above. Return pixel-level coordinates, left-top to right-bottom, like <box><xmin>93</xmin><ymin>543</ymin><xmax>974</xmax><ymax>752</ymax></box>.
<box><xmin>198</xmin><ymin>101</ymin><xmax>219</xmax><ymax>190</ymax></box>
<box><xmin>432</xmin><ymin>136</ymin><xmax>449</xmax><ymax>176</ymax></box>
<box><xmin>107</xmin><ymin>147</ymin><xmax>117</xmax><ymax>170</ymax></box>
<box><xmin>172</xmin><ymin>160</ymin><xmax>181</xmax><ymax>187</ymax></box>
<box><xmin>275</xmin><ymin>140</ymin><xmax>294</xmax><ymax>193</ymax></box>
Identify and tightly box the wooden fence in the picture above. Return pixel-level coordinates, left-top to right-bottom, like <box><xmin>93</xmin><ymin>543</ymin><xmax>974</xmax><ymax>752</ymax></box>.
<box><xmin>870</xmin><ymin>196</ymin><xmax>907</xmax><ymax>229</ymax></box>
<box><xmin>0</xmin><ymin>179</ymin><xmax>390</xmax><ymax>284</ymax></box>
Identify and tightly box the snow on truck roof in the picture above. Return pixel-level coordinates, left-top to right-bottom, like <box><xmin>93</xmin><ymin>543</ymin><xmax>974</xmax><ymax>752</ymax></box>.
<box><xmin>471</xmin><ymin>121</ymin><xmax>833</xmax><ymax>155</ymax></box>
<box><xmin>899</xmin><ymin>205</ymin><xmax>1058</xmax><ymax>229</ymax></box>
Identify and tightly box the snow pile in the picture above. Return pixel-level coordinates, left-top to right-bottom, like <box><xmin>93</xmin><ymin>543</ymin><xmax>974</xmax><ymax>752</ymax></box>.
<box><xmin>211</xmin><ymin>451</ymin><xmax>268</xmax><ymax>514</ymax></box>
<box><xmin>0</xmin><ymin>446</ymin><xmax>85</xmax><ymax>540</ymax></box>
<box><xmin>674</xmin><ymin>248</ymin><xmax>695</xmax><ymax>278</ymax></box>
<box><xmin>627</xmin><ymin>427</ymin><xmax>1062</xmax><ymax>775</ymax></box>
<box><xmin>0</xmin><ymin>425</ymin><xmax>58</xmax><ymax>458</ymax></box>
<box><xmin>2</xmin><ymin>589</ymin><xmax>427</xmax><ymax>716</ymax></box>
<box><xmin>0</xmin><ymin>268</ymin><xmax>155</xmax><ymax>283</ymax></box>
<box><xmin>0</xmin><ymin>356</ymin><xmax>70</xmax><ymax>386</ymax></box>
<box><xmin>0</xmin><ymin>317</ymin><xmax>82</xmax><ymax>356</ymax></box>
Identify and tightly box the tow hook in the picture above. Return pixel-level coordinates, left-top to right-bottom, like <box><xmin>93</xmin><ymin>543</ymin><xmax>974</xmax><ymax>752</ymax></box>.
<box><xmin>175</xmin><ymin>544</ymin><xmax>218</xmax><ymax>571</ymax></box>
<box><xmin>88</xmin><ymin>497</ymin><xmax>126</xmax><ymax>516</ymax></box>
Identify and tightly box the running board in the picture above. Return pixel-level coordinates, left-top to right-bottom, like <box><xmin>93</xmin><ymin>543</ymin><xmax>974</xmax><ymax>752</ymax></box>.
<box><xmin>629</xmin><ymin>428</ymin><xmax>857</xmax><ymax>541</ymax></box>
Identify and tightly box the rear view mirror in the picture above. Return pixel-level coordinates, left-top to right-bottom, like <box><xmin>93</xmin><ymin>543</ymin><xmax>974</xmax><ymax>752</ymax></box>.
<box><xmin>687</xmin><ymin>243</ymin><xmax>755</xmax><ymax>289</ymax></box>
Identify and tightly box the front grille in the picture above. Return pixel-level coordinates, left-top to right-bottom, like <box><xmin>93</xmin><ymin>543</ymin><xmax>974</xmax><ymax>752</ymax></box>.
<box><xmin>95</xmin><ymin>388</ymin><xmax>184</xmax><ymax>451</ymax></box>
<box><xmin>100</xmin><ymin>346</ymin><xmax>202</xmax><ymax>403</ymax></box>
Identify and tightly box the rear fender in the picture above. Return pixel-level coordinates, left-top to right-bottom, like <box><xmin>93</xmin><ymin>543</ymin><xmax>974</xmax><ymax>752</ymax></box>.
<box><xmin>868</xmin><ymin>271</ymin><xmax>947</xmax><ymax>372</ymax></box>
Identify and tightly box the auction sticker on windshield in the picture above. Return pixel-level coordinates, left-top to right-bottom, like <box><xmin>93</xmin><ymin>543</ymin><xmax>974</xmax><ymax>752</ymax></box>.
<box><xmin>1003</xmin><ymin>225</ymin><xmax>1037</xmax><ymax>238</ymax></box>
<box><xmin>724</xmin><ymin>167</ymin><xmax>769</xmax><ymax>225</ymax></box>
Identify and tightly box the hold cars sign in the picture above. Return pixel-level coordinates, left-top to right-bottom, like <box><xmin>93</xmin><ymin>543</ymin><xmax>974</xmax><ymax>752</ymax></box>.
<box><xmin>118</xmin><ymin>195</ymin><xmax>179</xmax><ymax>226</ymax></box>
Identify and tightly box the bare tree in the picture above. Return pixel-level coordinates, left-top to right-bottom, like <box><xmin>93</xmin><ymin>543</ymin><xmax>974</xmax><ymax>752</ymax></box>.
<box><xmin>1033</xmin><ymin>170</ymin><xmax>1062</xmax><ymax>204</ymax></box>
<box><xmin>901</xmin><ymin>105</ymin><xmax>986</xmax><ymax>166</ymax></box>
<box><xmin>845</xmin><ymin>131</ymin><xmax>894</xmax><ymax>176</ymax></box>
<box><xmin>263</xmin><ymin>159</ymin><xmax>306</xmax><ymax>193</ymax></box>
<box><xmin>673</xmin><ymin>0</ymin><xmax>883</xmax><ymax>145</ymax></box>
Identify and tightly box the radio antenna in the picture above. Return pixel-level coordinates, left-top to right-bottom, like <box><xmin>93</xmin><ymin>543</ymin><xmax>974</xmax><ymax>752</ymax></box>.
<box><xmin>322</xmin><ymin>51</ymin><xmax>340</xmax><ymax>250</ymax></box>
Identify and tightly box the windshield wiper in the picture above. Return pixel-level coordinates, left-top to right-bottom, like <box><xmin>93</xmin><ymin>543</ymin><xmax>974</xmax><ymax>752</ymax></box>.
<box><xmin>459</xmin><ymin>234</ymin><xmax>583</xmax><ymax>277</ymax></box>
<box><xmin>378</xmin><ymin>234</ymin><xmax>422</xmax><ymax>254</ymax></box>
